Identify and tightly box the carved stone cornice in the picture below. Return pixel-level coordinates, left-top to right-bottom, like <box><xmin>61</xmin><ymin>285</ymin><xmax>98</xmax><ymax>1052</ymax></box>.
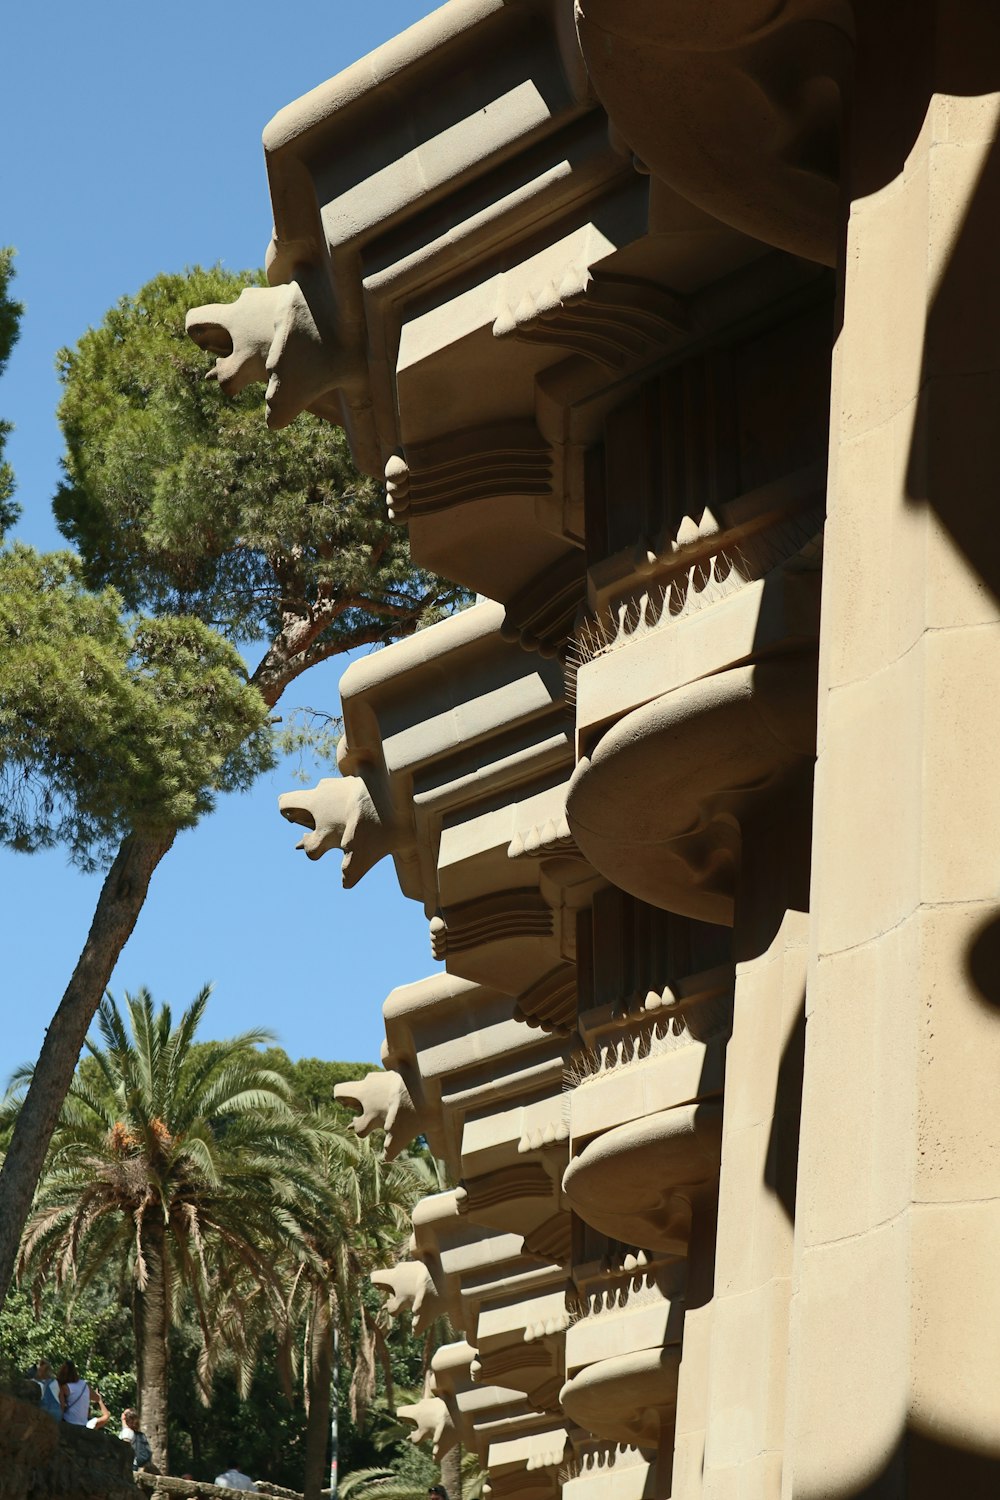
<box><xmin>430</xmin><ymin>889</ymin><xmax>555</xmax><ymax>961</ymax></box>
<box><xmin>494</xmin><ymin>270</ymin><xmax>690</xmax><ymax>373</ymax></box>
<box><xmin>188</xmin><ymin>0</ymin><xmax>798</xmax><ymax>617</ymax></box>
<box><xmin>383</xmin><ymin>424</ymin><xmax>553</xmax><ymax>527</ymax></box>
<box><xmin>372</xmin><ymin>972</ymin><xmax>572</xmax><ymax>1179</ymax></box>
<box><xmin>523</xmin><ymin>1212</ymin><xmax>573</xmax><ymax>1266</ymax></box>
<box><xmin>460</xmin><ymin>1162</ymin><xmax>559</xmax><ymax>1216</ymax></box>
<box><xmin>508</xmin><ymin>813</ymin><xmax>581</xmax><ymax>863</ymax></box>
<box><xmin>513</xmin><ymin>964</ymin><xmax>578</xmax><ymax>1035</ymax></box>
<box><xmin>429</xmin><ymin>1341</ymin><xmax>531</xmax><ymax>1462</ymax></box>
<box><xmin>500</xmin><ymin>551</ymin><xmax>588</xmax><ymax>661</ymax></box>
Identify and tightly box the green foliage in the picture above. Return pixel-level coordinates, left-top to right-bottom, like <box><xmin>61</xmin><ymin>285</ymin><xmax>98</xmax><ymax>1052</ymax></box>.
<box><xmin>6</xmin><ymin>994</ymin><xmax>431</xmax><ymax>1487</ymax></box>
<box><xmin>0</xmin><ymin>247</ymin><xmax>22</xmax><ymax>532</ymax></box>
<box><xmin>263</xmin><ymin>1050</ymin><xmax>380</xmax><ymax>1126</ymax></box>
<box><xmin>0</xmin><ymin>545</ymin><xmax>273</xmax><ymax>868</ymax></box>
<box><xmin>167</xmin><ymin>1325</ymin><xmax>307</xmax><ymax>1483</ymax></box>
<box><xmin>11</xmin><ymin>988</ymin><xmax>318</xmax><ymax>1380</ymax></box>
<box><xmin>341</xmin><ymin>1447</ymin><xmax>482</xmax><ymax>1500</ymax></box>
<box><xmin>0</xmin><ymin>1284</ymin><xmax>134</xmax><ymax>1415</ymax></box>
<box><xmin>53</xmin><ymin>267</ymin><xmax>466</xmax><ymax>667</ymax></box>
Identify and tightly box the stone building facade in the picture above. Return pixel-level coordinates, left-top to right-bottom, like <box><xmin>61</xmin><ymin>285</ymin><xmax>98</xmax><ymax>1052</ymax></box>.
<box><xmin>190</xmin><ymin>3</ymin><xmax>1000</xmax><ymax>1496</ymax></box>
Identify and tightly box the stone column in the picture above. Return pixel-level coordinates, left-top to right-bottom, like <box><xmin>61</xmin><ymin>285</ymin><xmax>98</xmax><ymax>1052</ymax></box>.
<box><xmin>786</xmin><ymin>7</ymin><xmax>1000</xmax><ymax>1495</ymax></box>
<box><xmin>694</xmin><ymin>779</ymin><xmax>811</xmax><ymax>1500</ymax></box>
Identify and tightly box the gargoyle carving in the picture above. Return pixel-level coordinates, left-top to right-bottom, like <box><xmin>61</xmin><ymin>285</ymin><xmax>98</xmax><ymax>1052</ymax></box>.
<box><xmin>396</xmin><ymin>1394</ymin><xmax>457</xmax><ymax>1460</ymax></box>
<box><xmin>278</xmin><ymin>775</ymin><xmax>393</xmax><ymax>888</ymax></box>
<box><xmin>333</xmin><ymin>1071</ymin><xmax>424</xmax><ymax>1160</ymax></box>
<box><xmin>186</xmin><ymin>267</ymin><xmax>353</xmax><ymax>429</ymax></box>
<box><xmin>370</xmin><ymin>1261</ymin><xmax>443</xmax><ymax>1335</ymax></box>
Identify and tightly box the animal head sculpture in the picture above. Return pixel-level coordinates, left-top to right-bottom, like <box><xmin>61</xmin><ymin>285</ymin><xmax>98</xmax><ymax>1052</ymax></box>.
<box><xmin>186</xmin><ymin>269</ymin><xmax>352</xmax><ymax>430</ymax></box>
<box><xmin>395</xmin><ymin>1394</ymin><xmax>457</xmax><ymax>1460</ymax></box>
<box><xmin>278</xmin><ymin>775</ymin><xmax>392</xmax><ymax>888</ymax></box>
<box><xmin>332</xmin><ymin>1071</ymin><xmax>423</xmax><ymax>1160</ymax></box>
<box><xmin>370</xmin><ymin>1260</ymin><xmax>443</xmax><ymax>1336</ymax></box>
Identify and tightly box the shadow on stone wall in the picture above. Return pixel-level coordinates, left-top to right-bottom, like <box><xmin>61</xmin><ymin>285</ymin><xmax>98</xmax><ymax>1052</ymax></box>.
<box><xmin>830</xmin><ymin>1423</ymin><xmax>1000</xmax><ymax>1500</ymax></box>
<box><xmin>0</xmin><ymin>1389</ymin><xmax>141</xmax><ymax>1500</ymax></box>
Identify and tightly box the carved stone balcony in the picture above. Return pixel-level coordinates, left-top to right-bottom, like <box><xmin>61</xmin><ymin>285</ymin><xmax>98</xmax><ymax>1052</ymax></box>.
<box><xmin>564</xmin><ymin>973</ymin><xmax>728</xmax><ymax>1254</ymax></box>
<box><xmin>429</xmin><ymin>1341</ymin><xmax>526</xmax><ymax>1461</ymax></box>
<box><xmin>430</xmin><ymin>1338</ymin><xmax>569</xmax><ymax>1500</ymax></box>
<box><xmin>186</xmin><ymin>0</ymin><xmax>808</xmax><ymax>635</ymax></box>
<box><xmin>472</xmin><ymin>1272</ymin><xmax>571</xmax><ymax>1412</ymax></box>
<box><xmin>561</xmin><ymin>1256</ymin><xmax>685</xmax><ymax>1447</ymax></box>
<box><xmin>575</xmin><ymin>0</ymin><xmax>852</xmax><ymax>266</ymax></box>
<box><xmin>568</xmin><ymin>538</ymin><xmax>822</xmax><ymax>923</ymax></box>
<box><xmin>488</xmin><ymin>1422</ymin><xmax>570</xmax><ymax>1500</ymax></box>
<box><xmin>563</xmin><ymin>1439</ymin><xmax>658</xmax><ymax>1500</ymax></box>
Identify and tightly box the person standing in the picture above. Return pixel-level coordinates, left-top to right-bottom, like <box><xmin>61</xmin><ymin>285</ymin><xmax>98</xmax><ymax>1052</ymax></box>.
<box><xmin>56</xmin><ymin>1361</ymin><xmax>90</xmax><ymax>1425</ymax></box>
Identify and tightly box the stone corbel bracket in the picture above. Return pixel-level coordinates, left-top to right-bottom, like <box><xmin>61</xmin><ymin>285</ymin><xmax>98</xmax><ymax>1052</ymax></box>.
<box><xmin>371</xmin><ymin>1259</ymin><xmax>444</xmax><ymax>1336</ymax></box>
<box><xmin>560</xmin><ymin>1344</ymin><xmax>682</xmax><ymax>1448</ymax></box>
<box><xmin>430</xmin><ymin>1340</ymin><xmax>530</xmax><ymax>1463</ymax></box>
<box><xmin>333</xmin><ymin>1069</ymin><xmax>426</xmax><ymax>1160</ymax></box>
<box><xmin>574</xmin><ymin>0</ymin><xmax>854</xmax><ymax>266</ymax></box>
<box><xmin>186</xmin><ymin>262</ymin><xmax>359</xmax><ymax>430</ymax></box>
<box><xmin>563</xmin><ymin>1099</ymin><xmax>724</xmax><ymax>1254</ymax></box>
<box><xmin>278</xmin><ymin>768</ymin><xmax>406</xmax><ymax>889</ymax></box>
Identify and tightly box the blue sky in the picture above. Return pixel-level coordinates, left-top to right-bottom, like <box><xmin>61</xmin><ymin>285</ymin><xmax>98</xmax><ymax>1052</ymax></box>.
<box><xmin>0</xmin><ymin>1</ymin><xmax>443</xmax><ymax>1079</ymax></box>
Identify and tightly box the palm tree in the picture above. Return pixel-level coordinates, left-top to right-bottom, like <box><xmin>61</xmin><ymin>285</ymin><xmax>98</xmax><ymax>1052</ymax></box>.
<box><xmin>341</xmin><ymin>1448</ymin><xmax>486</xmax><ymax>1500</ymax></box>
<box><xmin>195</xmin><ymin>1115</ymin><xmax>423</xmax><ymax>1500</ymax></box>
<box><xmin>9</xmin><ymin>986</ymin><xmax>316</xmax><ymax>1474</ymax></box>
<box><xmin>286</xmin><ymin>1124</ymin><xmax>423</xmax><ymax>1500</ymax></box>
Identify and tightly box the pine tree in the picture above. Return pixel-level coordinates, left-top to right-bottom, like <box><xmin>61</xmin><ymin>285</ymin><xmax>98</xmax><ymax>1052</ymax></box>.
<box><xmin>0</xmin><ymin>266</ymin><xmax>465</xmax><ymax>1316</ymax></box>
<box><xmin>0</xmin><ymin>247</ymin><xmax>22</xmax><ymax>532</ymax></box>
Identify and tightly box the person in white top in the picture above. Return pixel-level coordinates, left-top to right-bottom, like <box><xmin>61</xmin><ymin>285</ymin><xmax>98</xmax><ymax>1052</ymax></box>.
<box><xmin>86</xmin><ymin>1388</ymin><xmax>111</xmax><ymax>1430</ymax></box>
<box><xmin>56</xmin><ymin>1361</ymin><xmax>91</xmax><ymax>1425</ymax></box>
<box><xmin>214</xmin><ymin>1465</ymin><xmax>258</xmax><ymax>1491</ymax></box>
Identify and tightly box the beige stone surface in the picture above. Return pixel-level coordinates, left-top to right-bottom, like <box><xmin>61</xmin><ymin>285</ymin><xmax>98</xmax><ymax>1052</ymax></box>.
<box><xmin>196</xmin><ymin>3</ymin><xmax>1000</xmax><ymax>1495</ymax></box>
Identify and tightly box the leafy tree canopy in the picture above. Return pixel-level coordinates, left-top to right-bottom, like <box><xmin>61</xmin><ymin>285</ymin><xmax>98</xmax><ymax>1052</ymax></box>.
<box><xmin>0</xmin><ymin>264</ymin><xmax>465</xmax><ymax>1322</ymax></box>
<box><xmin>53</xmin><ymin>267</ymin><xmax>465</xmax><ymax>696</ymax></box>
<box><xmin>9</xmin><ymin>986</ymin><xmax>320</xmax><ymax>1472</ymax></box>
<box><xmin>0</xmin><ymin>1284</ymin><xmax>134</xmax><ymax>1417</ymax></box>
<box><xmin>263</xmin><ymin>1050</ymin><xmax>379</xmax><ymax>1122</ymax></box>
<box><xmin>0</xmin><ymin>544</ymin><xmax>272</xmax><ymax>868</ymax></box>
<box><xmin>0</xmin><ymin>247</ymin><xmax>23</xmax><ymax>532</ymax></box>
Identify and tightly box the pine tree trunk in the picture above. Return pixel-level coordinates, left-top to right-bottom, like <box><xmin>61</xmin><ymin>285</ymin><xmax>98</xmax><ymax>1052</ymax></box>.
<box><xmin>303</xmin><ymin>1302</ymin><xmax>334</xmax><ymax>1500</ymax></box>
<box><xmin>135</xmin><ymin>1217</ymin><xmax>170</xmax><ymax>1474</ymax></box>
<box><xmin>0</xmin><ymin>828</ymin><xmax>175</xmax><ymax>1312</ymax></box>
<box><xmin>441</xmin><ymin>1441</ymin><xmax>462</xmax><ymax>1500</ymax></box>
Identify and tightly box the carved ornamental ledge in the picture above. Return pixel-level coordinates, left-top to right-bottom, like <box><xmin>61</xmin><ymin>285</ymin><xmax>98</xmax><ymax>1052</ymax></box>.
<box><xmin>335</xmin><ymin>972</ymin><xmax>573</xmax><ymax>1175</ymax></box>
<box><xmin>186</xmin><ymin>0</ymin><xmax>849</xmax><ymax>627</ymax></box>
<box><xmin>279</xmin><ymin>601</ymin><xmax>573</xmax><ymax>906</ymax></box>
